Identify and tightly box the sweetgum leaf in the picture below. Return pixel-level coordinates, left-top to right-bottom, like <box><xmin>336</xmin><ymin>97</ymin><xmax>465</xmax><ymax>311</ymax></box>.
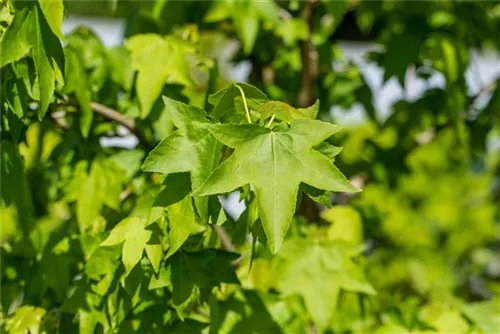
<box><xmin>101</xmin><ymin>217</ymin><xmax>155</xmax><ymax>275</ymax></box>
<box><xmin>5</xmin><ymin>305</ymin><xmax>46</xmax><ymax>334</ymax></box>
<box><xmin>208</xmin><ymin>82</ymin><xmax>268</xmax><ymax>119</ymax></box>
<box><xmin>126</xmin><ymin>34</ymin><xmax>195</xmax><ymax>117</ymax></box>
<box><xmin>277</xmin><ymin>239</ymin><xmax>375</xmax><ymax>330</ymax></box>
<box><xmin>463</xmin><ymin>299</ymin><xmax>500</xmax><ymax>334</ymax></box>
<box><xmin>171</xmin><ymin>250</ymin><xmax>239</xmax><ymax>305</ymax></box>
<box><xmin>66</xmin><ymin>159</ymin><xmax>126</xmax><ymax>232</ymax></box>
<box><xmin>258</xmin><ymin>99</ymin><xmax>319</xmax><ymax>122</ymax></box>
<box><xmin>142</xmin><ymin>97</ymin><xmax>222</xmax><ymax>221</ymax></box>
<box><xmin>193</xmin><ymin>119</ymin><xmax>360</xmax><ymax>253</ymax></box>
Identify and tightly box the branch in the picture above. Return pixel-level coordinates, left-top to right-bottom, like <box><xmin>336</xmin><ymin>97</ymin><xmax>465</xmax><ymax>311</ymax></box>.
<box><xmin>297</xmin><ymin>0</ymin><xmax>321</xmax><ymax>222</ymax></box>
<box><xmin>212</xmin><ymin>225</ymin><xmax>237</xmax><ymax>253</ymax></box>
<box><xmin>296</xmin><ymin>0</ymin><xmax>319</xmax><ymax>108</ymax></box>
<box><xmin>212</xmin><ymin>225</ymin><xmax>243</xmax><ymax>267</ymax></box>
<box><xmin>54</xmin><ymin>96</ymin><xmax>153</xmax><ymax>149</ymax></box>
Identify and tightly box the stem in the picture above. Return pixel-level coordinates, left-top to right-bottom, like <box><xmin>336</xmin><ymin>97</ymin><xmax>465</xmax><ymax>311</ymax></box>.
<box><xmin>53</xmin><ymin>96</ymin><xmax>153</xmax><ymax>149</ymax></box>
<box><xmin>266</xmin><ymin>114</ymin><xmax>276</xmax><ymax>128</ymax></box>
<box><xmin>235</xmin><ymin>84</ymin><xmax>252</xmax><ymax>123</ymax></box>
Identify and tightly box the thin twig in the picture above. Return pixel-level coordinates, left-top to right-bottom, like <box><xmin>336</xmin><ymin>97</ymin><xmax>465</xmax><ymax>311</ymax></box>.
<box><xmin>212</xmin><ymin>225</ymin><xmax>237</xmax><ymax>253</ymax></box>
<box><xmin>53</xmin><ymin>96</ymin><xmax>153</xmax><ymax>149</ymax></box>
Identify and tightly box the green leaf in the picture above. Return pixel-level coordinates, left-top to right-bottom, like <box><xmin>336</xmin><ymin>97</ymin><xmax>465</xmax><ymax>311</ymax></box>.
<box><xmin>5</xmin><ymin>305</ymin><xmax>46</xmax><ymax>334</ymax></box>
<box><xmin>321</xmin><ymin>205</ymin><xmax>364</xmax><ymax>244</ymax></box>
<box><xmin>208</xmin><ymin>82</ymin><xmax>268</xmax><ymax>119</ymax></box>
<box><xmin>258</xmin><ymin>99</ymin><xmax>319</xmax><ymax>122</ymax></box>
<box><xmin>193</xmin><ymin>119</ymin><xmax>360</xmax><ymax>253</ymax></box>
<box><xmin>85</xmin><ymin>246</ymin><xmax>121</xmax><ymax>295</ymax></box>
<box><xmin>276</xmin><ymin>239</ymin><xmax>375</xmax><ymax>330</ymax></box>
<box><xmin>64</xmin><ymin>46</ymin><xmax>92</xmax><ymax>137</ymax></box>
<box><xmin>142</xmin><ymin>97</ymin><xmax>222</xmax><ymax>221</ymax></box>
<box><xmin>205</xmin><ymin>1</ymin><xmax>279</xmax><ymax>54</ymax></box>
<box><xmin>0</xmin><ymin>140</ymin><xmax>35</xmax><ymax>234</ymax></box>
<box><xmin>277</xmin><ymin>18</ymin><xmax>309</xmax><ymax>46</ymax></box>
<box><xmin>3</xmin><ymin>65</ymin><xmax>29</xmax><ymax>119</ymax></box>
<box><xmin>38</xmin><ymin>0</ymin><xmax>65</xmax><ymax>41</ymax></box>
<box><xmin>107</xmin><ymin>45</ymin><xmax>134</xmax><ymax>91</ymax></box>
<box><xmin>101</xmin><ymin>217</ymin><xmax>153</xmax><ymax>275</ymax></box>
<box><xmin>373</xmin><ymin>33</ymin><xmax>422</xmax><ymax>86</ymax></box>
<box><xmin>154</xmin><ymin>173</ymin><xmax>205</xmax><ymax>259</ymax></box>
<box><xmin>66</xmin><ymin>158</ymin><xmax>125</xmax><ymax>232</ymax></box>
<box><xmin>0</xmin><ymin>4</ymin><xmax>34</xmax><ymax>67</ymax></box>
<box><xmin>65</xmin><ymin>27</ymin><xmax>108</xmax><ymax>92</ymax></box>
<box><xmin>170</xmin><ymin>250</ymin><xmax>239</xmax><ymax>305</ymax></box>
<box><xmin>126</xmin><ymin>34</ymin><xmax>196</xmax><ymax>117</ymax></box>
<box><xmin>462</xmin><ymin>299</ymin><xmax>500</xmax><ymax>334</ymax></box>
<box><xmin>31</xmin><ymin>6</ymin><xmax>62</xmax><ymax>119</ymax></box>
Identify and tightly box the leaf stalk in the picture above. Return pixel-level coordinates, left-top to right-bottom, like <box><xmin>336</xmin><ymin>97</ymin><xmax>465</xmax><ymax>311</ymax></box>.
<box><xmin>235</xmin><ymin>84</ymin><xmax>252</xmax><ymax>124</ymax></box>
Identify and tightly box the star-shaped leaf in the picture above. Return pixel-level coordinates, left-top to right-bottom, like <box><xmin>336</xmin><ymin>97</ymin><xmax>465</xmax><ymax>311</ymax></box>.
<box><xmin>193</xmin><ymin>119</ymin><xmax>360</xmax><ymax>253</ymax></box>
<box><xmin>101</xmin><ymin>217</ymin><xmax>160</xmax><ymax>276</ymax></box>
<box><xmin>142</xmin><ymin>97</ymin><xmax>222</xmax><ymax>221</ymax></box>
<box><xmin>276</xmin><ymin>239</ymin><xmax>376</xmax><ymax>330</ymax></box>
<box><xmin>126</xmin><ymin>35</ymin><xmax>196</xmax><ymax>117</ymax></box>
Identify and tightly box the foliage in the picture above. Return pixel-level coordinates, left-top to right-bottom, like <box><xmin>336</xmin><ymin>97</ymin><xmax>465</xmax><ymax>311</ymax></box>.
<box><xmin>1</xmin><ymin>0</ymin><xmax>499</xmax><ymax>333</ymax></box>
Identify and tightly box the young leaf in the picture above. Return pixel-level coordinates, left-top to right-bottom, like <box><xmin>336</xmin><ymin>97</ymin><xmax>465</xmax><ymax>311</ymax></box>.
<box><xmin>5</xmin><ymin>305</ymin><xmax>46</xmax><ymax>334</ymax></box>
<box><xmin>0</xmin><ymin>4</ymin><xmax>34</xmax><ymax>68</ymax></box>
<box><xmin>277</xmin><ymin>239</ymin><xmax>376</xmax><ymax>330</ymax></box>
<box><xmin>462</xmin><ymin>299</ymin><xmax>500</xmax><ymax>334</ymax></box>
<box><xmin>0</xmin><ymin>1</ymin><xmax>64</xmax><ymax>120</ymax></box>
<box><xmin>101</xmin><ymin>217</ymin><xmax>154</xmax><ymax>275</ymax></box>
<box><xmin>64</xmin><ymin>47</ymin><xmax>92</xmax><ymax>137</ymax></box>
<box><xmin>38</xmin><ymin>0</ymin><xmax>65</xmax><ymax>41</ymax></box>
<box><xmin>193</xmin><ymin>119</ymin><xmax>360</xmax><ymax>253</ymax></box>
<box><xmin>126</xmin><ymin>34</ymin><xmax>195</xmax><ymax>117</ymax></box>
<box><xmin>65</xmin><ymin>159</ymin><xmax>125</xmax><ymax>232</ymax></box>
<box><xmin>30</xmin><ymin>6</ymin><xmax>64</xmax><ymax>119</ymax></box>
<box><xmin>258</xmin><ymin>99</ymin><xmax>319</xmax><ymax>122</ymax></box>
<box><xmin>208</xmin><ymin>82</ymin><xmax>268</xmax><ymax>119</ymax></box>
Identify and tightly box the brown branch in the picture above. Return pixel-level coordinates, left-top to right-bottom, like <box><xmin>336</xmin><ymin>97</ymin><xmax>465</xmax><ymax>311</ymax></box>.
<box><xmin>296</xmin><ymin>0</ymin><xmax>319</xmax><ymax>108</ymax></box>
<box><xmin>90</xmin><ymin>102</ymin><xmax>153</xmax><ymax>148</ymax></box>
<box><xmin>90</xmin><ymin>102</ymin><xmax>136</xmax><ymax>133</ymax></box>
<box><xmin>212</xmin><ymin>225</ymin><xmax>243</xmax><ymax>267</ymax></box>
<box><xmin>52</xmin><ymin>96</ymin><xmax>153</xmax><ymax>149</ymax></box>
<box><xmin>297</xmin><ymin>0</ymin><xmax>321</xmax><ymax>222</ymax></box>
<box><xmin>212</xmin><ymin>225</ymin><xmax>237</xmax><ymax>253</ymax></box>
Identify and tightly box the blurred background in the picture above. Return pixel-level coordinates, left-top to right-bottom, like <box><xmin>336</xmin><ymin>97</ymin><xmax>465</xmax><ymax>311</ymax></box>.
<box><xmin>2</xmin><ymin>0</ymin><xmax>500</xmax><ymax>333</ymax></box>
